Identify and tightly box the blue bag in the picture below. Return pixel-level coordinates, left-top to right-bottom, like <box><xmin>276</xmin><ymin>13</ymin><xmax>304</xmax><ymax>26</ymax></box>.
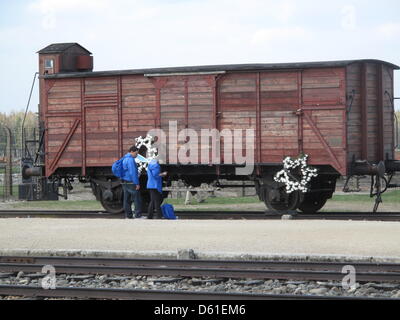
<box><xmin>111</xmin><ymin>157</ymin><xmax>125</xmax><ymax>178</ymax></box>
<box><xmin>161</xmin><ymin>204</ymin><xmax>177</xmax><ymax>220</ymax></box>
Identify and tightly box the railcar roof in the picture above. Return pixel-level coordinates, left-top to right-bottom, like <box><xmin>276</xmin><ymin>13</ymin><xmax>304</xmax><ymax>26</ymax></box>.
<box><xmin>42</xmin><ymin>59</ymin><xmax>400</xmax><ymax>79</ymax></box>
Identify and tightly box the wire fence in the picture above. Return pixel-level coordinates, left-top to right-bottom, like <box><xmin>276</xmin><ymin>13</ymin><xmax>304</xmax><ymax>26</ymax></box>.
<box><xmin>0</xmin><ymin>127</ymin><xmax>39</xmax><ymax>159</ymax></box>
<box><xmin>0</xmin><ymin>126</ymin><xmax>39</xmax><ymax>201</ymax></box>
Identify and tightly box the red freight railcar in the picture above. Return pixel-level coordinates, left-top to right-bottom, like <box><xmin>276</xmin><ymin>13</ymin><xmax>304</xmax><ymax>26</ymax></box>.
<box><xmin>26</xmin><ymin>43</ymin><xmax>400</xmax><ymax>213</ymax></box>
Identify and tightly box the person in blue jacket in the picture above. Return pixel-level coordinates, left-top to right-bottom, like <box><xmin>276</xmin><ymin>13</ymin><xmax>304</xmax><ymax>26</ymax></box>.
<box><xmin>146</xmin><ymin>157</ymin><xmax>167</xmax><ymax>219</ymax></box>
<box><xmin>121</xmin><ymin>146</ymin><xmax>142</xmax><ymax>219</ymax></box>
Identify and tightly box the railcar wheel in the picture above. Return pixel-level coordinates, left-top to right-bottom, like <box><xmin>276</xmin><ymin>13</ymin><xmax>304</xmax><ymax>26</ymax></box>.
<box><xmin>298</xmin><ymin>194</ymin><xmax>328</xmax><ymax>214</ymax></box>
<box><xmin>100</xmin><ymin>197</ymin><xmax>124</xmax><ymax>214</ymax></box>
<box><xmin>99</xmin><ymin>185</ymin><xmax>124</xmax><ymax>214</ymax></box>
<box><xmin>100</xmin><ymin>190</ymin><xmax>152</xmax><ymax>215</ymax></box>
<box><xmin>263</xmin><ymin>186</ymin><xmax>302</xmax><ymax>213</ymax></box>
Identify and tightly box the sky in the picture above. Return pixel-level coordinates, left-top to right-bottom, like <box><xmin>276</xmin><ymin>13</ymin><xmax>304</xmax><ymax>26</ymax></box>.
<box><xmin>0</xmin><ymin>0</ymin><xmax>399</xmax><ymax>114</ymax></box>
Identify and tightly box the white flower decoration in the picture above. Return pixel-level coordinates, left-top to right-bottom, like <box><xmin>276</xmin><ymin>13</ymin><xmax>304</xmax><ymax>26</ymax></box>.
<box><xmin>274</xmin><ymin>154</ymin><xmax>318</xmax><ymax>194</ymax></box>
<box><xmin>134</xmin><ymin>134</ymin><xmax>158</xmax><ymax>174</ymax></box>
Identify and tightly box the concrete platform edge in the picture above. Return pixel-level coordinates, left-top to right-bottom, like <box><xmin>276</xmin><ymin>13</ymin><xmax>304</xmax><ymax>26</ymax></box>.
<box><xmin>1</xmin><ymin>248</ymin><xmax>400</xmax><ymax>263</ymax></box>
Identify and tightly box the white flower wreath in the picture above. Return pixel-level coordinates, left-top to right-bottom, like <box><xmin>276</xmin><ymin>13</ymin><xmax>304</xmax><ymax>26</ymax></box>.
<box><xmin>134</xmin><ymin>134</ymin><xmax>158</xmax><ymax>174</ymax></box>
<box><xmin>274</xmin><ymin>154</ymin><xmax>318</xmax><ymax>194</ymax></box>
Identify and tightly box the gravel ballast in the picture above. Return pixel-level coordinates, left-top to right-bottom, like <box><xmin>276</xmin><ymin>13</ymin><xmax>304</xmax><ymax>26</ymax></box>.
<box><xmin>0</xmin><ymin>272</ymin><xmax>399</xmax><ymax>299</ymax></box>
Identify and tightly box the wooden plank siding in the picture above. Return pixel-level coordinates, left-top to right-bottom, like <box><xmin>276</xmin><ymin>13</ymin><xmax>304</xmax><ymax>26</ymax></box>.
<box><xmin>218</xmin><ymin>73</ymin><xmax>257</xmax><ymax>164</ymax></box>
<box><xmin>45</xmin><ymin>79</ymin><xmax>83</xmax><ymax>176</ymax></box>
<box><xmin>218</xmin><ymin>69</ymin><xmax>347</xmax><ymax>174</ymax></box>
<box><xmin>83</xmin><ymin>77</ymin><xmax>119</xmax><ymax>167</ymax></box>
<box><xmin>42</xmin><ymin>62</ymin><xmax>396</xmax><ymax>177</ymax></box>
<box><xmin>259</xmin><ymin>72</ymin><xmax>298</xmax><ymax>163</ymax></box>
<box><xmin>382</xmin><ymin>65</ymin><xmax>395</xmax><ymax>160</ymax></box>
<box><xmin>346</xmin><ymin>63</ymin><xmax>362</xmax><ymax>162</ymax></box>
<box><xmin>366</xmin><ymin>63</ymin><xmax>379</xmax><ymax>162</ymax></box>
<box><xmin>295</xmin><ymin>68</ymin><xmax>346</xmax><ymax>173</ymax></box>
<box><xmin>346</xmin><ymin>62</ymin><xmax>395</xmax><ymax>165</ymax></box>
<box><xmin>122</xmin><ymin>75</ymin><xmax>157</xmax><ymax>153</ymax></box>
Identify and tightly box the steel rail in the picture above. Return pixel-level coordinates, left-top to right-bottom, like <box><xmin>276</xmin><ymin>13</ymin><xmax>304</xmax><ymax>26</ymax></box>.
<box><xmin>0</xmin><ymin>210</ymin><xmax>119</xmax><ymax>219</ymax></box>
<box><xmin>2</xmin><ymin>256</ymin><xmax>400</xmax><ymax>273</ymax></box>
<box><xmin>0</xmin><ymin>285</ymin><xmax>394</xmax><ymax>300</ymax></box>
<box><xmin>1</xmin><ymin>209</ymin><xmax>400</xmax><ymax>221</ymax></box>
<box><xmin>178</xmin><ymin>212</ymin><xmax>400</xmax><ymax>221</ymax></box>
<box><xmin>1</xmin><ymin>258</ymin><xmax>400</xmax><ymax>283</ymax></box>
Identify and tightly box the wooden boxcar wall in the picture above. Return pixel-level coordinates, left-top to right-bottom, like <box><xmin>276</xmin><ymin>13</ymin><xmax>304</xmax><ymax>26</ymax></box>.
<box><xmin>346</xmin><ymin>62</ymin><xmax>395</xmax><ymax>164</ymax></box>
<box><xmin>44</xmin><ymin>67</ymin><xmax>351</xmax><ymax>177</ymax></box>
<box><xmin>218</xmin><ymin>69</ymin><xmax>347</xmax><ymax>175</ymax></box>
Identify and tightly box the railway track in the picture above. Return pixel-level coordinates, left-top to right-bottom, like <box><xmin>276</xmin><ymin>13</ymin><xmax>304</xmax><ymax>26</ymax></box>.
<box><xmin>1</xmin><ymin>209</ymin><xmax>400</xmax><ymax>221</ymax></box>
<box><xmin>0</xmin><ymin>210</ymin><xmax>118</xmax><ymax>219</ymax></box>
<box><xmin>1</xmin><ymin>256</ymin><xmax>400</xmax><ymax>282</ymax></box>
<box><xmin>0</xmin><ymin>256</ymin><xmax>399</xmax><ymax>300</ymax></box>
<box><xmin>0</xmin><ymin>285</ymin><xmax>390</xmax><ymax>300</ymax></box>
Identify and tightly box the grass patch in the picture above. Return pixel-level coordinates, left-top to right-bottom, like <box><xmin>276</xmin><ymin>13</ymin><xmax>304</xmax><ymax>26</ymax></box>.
<box><xmin>164</xmin><ymin>196</ymin><xmax>260</xmax><ymax>206</ymax></box>
<box><xmin>0</xmin><ymin>167</ymin><xmax>21</xmax><ymax>174</ymax></box>
<box><xmin>0</xmin><ymin>185</ymin><xmax>19</xmax><ymax>197</ymax></box>
<box><xmin>3</xmin><ymin>200</ymin><xmax>103</xmax><ymax>211</ymax></box>
<box><xmin>330</xmin><ymin>190</ymin><xmax>400</xmax><ymax>203</ymax></box>
<box><xmin>1</xmin><ymin>191</ymin><xmax>398</xmax><ymax>211</ymax></box>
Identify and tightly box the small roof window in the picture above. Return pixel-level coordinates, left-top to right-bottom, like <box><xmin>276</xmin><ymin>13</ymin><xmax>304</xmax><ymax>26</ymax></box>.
<box><xmin>44</xmin><ymin>59</ymin><xmax>54</xmax><ymax>69</ymax></box>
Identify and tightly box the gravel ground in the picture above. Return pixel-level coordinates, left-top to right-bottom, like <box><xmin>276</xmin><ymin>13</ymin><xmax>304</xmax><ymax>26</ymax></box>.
<box><xmin>0</xmin><ymin>272</ymin><xmax>399</xmax><ymax>300</ymax></box>
<box><xmin>1</xmin><ymin>219</ymin><xmax>400</xmax><ymax>259</ymax></box>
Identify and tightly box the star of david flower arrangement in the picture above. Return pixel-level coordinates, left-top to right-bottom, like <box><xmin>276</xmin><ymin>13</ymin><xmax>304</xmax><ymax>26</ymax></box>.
<box><xmin>274</xmin><ymin>154</ymin><xmax>318</xmax><ymax>194</ymax></box>
<box><xmin>134</xmin><ymin>134</ymin><xmax>158</xmax><ymax>174</ymax></box>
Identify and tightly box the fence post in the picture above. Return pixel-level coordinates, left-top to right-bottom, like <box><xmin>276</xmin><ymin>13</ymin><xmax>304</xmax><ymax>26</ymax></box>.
<box><xmin>4</xmin><ymin>126</ymin><xmax>12</xmax><ymax>199</ymax></box>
